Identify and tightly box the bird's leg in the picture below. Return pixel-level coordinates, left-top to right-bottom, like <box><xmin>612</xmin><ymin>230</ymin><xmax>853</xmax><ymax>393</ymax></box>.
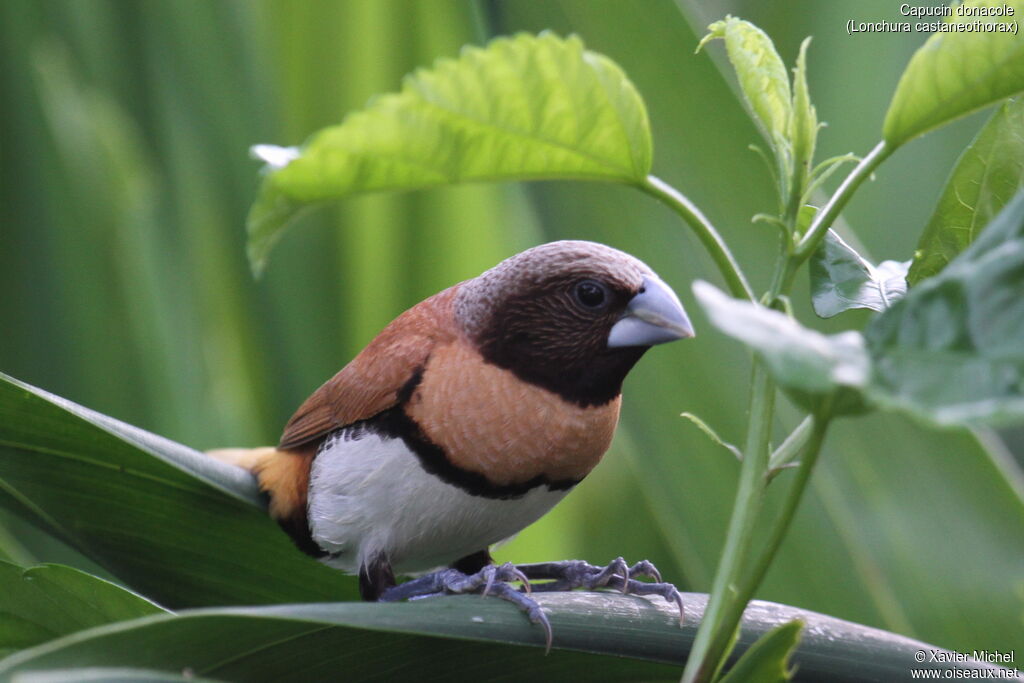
<box><xmin>359</xmin><ymin>553</ymin><xmax>397</xmax><ymax>601</ymax></box>
<box><xmin>379</xmin><ymin>561</ymin><xmax>553</xmax><ymax>651</ymax></box>
<box><xmin>515</xmin><ymin>557</ymin><xmax>685</xmax><ymax>625</ymax></box>
<box><xmin>450</xmin><ymin>548</ymin><xmax>492</xmax><ymax>574</ymax></box>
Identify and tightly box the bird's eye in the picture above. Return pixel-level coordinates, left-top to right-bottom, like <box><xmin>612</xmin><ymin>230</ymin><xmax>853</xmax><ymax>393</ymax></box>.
<box><xmin>573</xmin><ymin>279</ymin><xmax>609</xmax><ymax>310</ymax></box>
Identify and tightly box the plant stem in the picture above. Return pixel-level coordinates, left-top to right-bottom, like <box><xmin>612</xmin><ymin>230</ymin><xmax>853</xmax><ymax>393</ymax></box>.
<box><xmin>761</xmin><ymin>237</ymin><xmax>795</xmax><ymax>308</ymax></box>
<box><xmin>739</xmin><ymin>407</ymin><xmax>831</xmax><ymax>602</ymax></box>
<box><xmin>640</xmin><ymin>175</ymin><xmax>755</xmax><ymax>302</ymax></box>
<box><xmin>681</xmin><ymin>361</ymin><xmax>776</xmax><ymax>683</ymax></box>
<box><xmin>655</xmin><ymin>142</ymin><xmax>890</xmax><ymax>683</ymax></box>
<box><xmin>795</xmin><ymin>140</ymin><xmax>892</xmax><ymax>260</ymax></box>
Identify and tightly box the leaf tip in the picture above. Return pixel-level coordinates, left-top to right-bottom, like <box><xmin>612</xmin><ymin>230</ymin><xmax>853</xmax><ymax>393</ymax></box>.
<box><xmin>695</xmin><ymin>19</ymin><xmax>728</xmax><ymax>54</ymax></box>
<box><xmin>247</xmin><ymin>247</ymin><xmax>268</xmax><ymax>280</ymax></box>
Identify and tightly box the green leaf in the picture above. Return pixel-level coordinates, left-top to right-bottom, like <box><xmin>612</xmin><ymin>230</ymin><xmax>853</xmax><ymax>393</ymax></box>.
<box><xmin>810</xmin><ymin>229</ymin><xmax>909</xmax><ymax>318</ymax></box>
<box><xmin>0</xmin><ymin>594</ymin><xmax>999</xmax><ymax>682</ymax></box>
<box><xmin>697</xmin><ymin>16</ymin><xmax>791</xmax><ymax>163</ymax></box>
<box><xmin>789</xmin><ymin>38</ymin><xmax>817</xmax><ymax>196</ymax></box>
<box><xmin>867</xmin><ymin>190</ymin><xmax>1024</xmax><ymax>427</ymax></box>
<box><xmin>679</xmin><ymin>413</ymin><xmax>741</xmax><ymax>461</ymax></box>
<box><xmin>795</xmin><ymin>203</ymin><xmax>817</xmax><ymax>236</ymax></box>
<box><xmin>908</xmin><ymin>97</ymin><xmax>1024</xmax><ymax>285</ymax></box>
<box><xmin>0</xmin><ymin>373</ymin><xmax>355</xmax><ymax>608</ymax></box>
<box><xmin>692</xmin><ymin>281</ymin><xmax>869</xmax><ymax>413</ymax></box>
<box><xmin>719</xmin><ymin>620</ymin><xmax>802</xmax><ymax>683</ymax></box>
<box><xmin>883</xmin><ymin>0</ymin><xmax>1024</xmax><ymax>147</ymax></box>
<box><xmin>248</xmin><ymin>31</ymin><xmax>652</xmax><ymax>273</ymax></box>
<box><xmin>0</xmin><ymin>561</ymin><xmax>163</xmax><ymax>656</ymax></box>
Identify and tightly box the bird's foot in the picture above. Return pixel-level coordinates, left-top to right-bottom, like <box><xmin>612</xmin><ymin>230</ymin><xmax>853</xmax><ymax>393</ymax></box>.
<box><xmin>516</xmin><ymin>557</ymin><xmax>685</xmax><ymax>626</ymax></box>
<box><xmin>379</xmin><ymin>562</ymin><xmax>553</xmax><ymax>651</ymax></box>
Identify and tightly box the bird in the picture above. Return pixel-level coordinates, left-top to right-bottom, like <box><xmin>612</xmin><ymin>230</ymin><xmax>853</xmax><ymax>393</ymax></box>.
<box><xmin>210</xmin><ymin>240</ymin><xmax>694</xmax><ymax>646</ymax></box>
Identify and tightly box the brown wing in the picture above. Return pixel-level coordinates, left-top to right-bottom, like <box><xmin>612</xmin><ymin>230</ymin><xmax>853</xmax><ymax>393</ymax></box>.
<box><xmin>278</xmin><ymin>285</ymin><xmax>460</xmax><ymax>450</ymax></box>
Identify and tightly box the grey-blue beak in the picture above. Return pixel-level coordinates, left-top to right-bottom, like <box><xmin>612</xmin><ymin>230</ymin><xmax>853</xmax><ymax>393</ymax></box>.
<box><xmin>607</xmin><ymin>276</ymin><xmax>694</xmax><ymax>348</ymax></box>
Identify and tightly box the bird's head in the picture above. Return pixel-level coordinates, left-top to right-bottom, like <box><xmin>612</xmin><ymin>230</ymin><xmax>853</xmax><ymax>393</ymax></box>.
<box><xmin>455</xmin><ymin>240</ymin><xmax>694</xmax><ymax>406</ymax></box>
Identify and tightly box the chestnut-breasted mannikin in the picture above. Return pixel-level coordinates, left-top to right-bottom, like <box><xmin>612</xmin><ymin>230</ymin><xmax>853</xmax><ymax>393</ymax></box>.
<box><xmin>211</xmin><ymin>240</ymin><xmax>694</xmax><ymax>645</ymax></box>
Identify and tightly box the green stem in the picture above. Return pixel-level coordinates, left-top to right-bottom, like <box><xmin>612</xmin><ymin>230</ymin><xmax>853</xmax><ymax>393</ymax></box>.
<box><xmin>681</xmin><ymin>361</ymin><xmax>776</xmax><ymax>683</ymax></box>
<box><xmin>761</xmin><ymin>237</ymin><xmax>795</xmax><ymax>308</ymax></box>
<box><xmin>669</xmin><ymin>141</ymin><xmax>892</xmax><ymax>683</ymax></box>
<box><xmin>640</xmin><ymin>175</ymin><xmax>755</xmax><ymax>302</ymax></box>
<box><xmin>740</xmin><ymin>408</ymin><xmax>831</xmax><ymax>602</ymax></box>
<box><xmin>795</xmin><ymin>140</ymin><xmax>892</xmax><ymax>261</ymax></box>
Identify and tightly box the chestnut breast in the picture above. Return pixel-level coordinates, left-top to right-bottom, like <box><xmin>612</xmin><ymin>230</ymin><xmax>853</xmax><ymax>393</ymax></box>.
<box><xmin>405</xmin><ymin>340</ymin><xmax>621</xmax><ymax>486</ymax></box>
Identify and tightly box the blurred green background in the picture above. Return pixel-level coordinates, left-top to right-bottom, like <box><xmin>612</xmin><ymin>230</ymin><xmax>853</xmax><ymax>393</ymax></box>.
<box><xmin>1</xmin><ymin>0</ymin><xmax>1021</xmax><ymax>658</ymax></box>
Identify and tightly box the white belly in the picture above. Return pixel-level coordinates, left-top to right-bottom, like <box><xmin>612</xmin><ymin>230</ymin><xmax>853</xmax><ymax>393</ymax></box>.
<box><xmin>307</xmin><ymin>429</ymin><xmax>571</xmax><ymax>575</ymax></box>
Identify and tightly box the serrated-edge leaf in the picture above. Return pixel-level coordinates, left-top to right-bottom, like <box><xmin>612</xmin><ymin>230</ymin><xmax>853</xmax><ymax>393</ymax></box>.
<box><xmin>908</xmin><ymin>97</ymin><xmax>1024</xmax><ymax>284</ymax></box>
<box><xmin>810</xmin><ymin>229</ymin><xmax>909</xmax><ymax>317</ymax></box>
<box><xmin>247</xmin><ymin>32</ymin><xmax>652</xmax><ymax>274</ymax></box>
<box><xmin>883</xmin><ymin>0</ymin><xmax>1024</xmax><ymax>146</ymax></box>
<box><xmin>698</xmin><ymin>17</ymin><xmax>792</xmax><ymax>162</ymax></box>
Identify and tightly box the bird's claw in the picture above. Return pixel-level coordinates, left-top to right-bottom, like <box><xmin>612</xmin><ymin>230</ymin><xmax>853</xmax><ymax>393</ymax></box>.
<box><xmin>515</xmin><ymin>557</ymin><xmax>684</xmax><ymax>626</ymax></box>
<box><xmin>378</xmin><ymin>557</ymin><xmax>680</xmax><ymax>654</ymax></box>
<box><xmin>379</xmin><ymin>563</ymin><xmax>552</xmax><ymax>652</ymax></box>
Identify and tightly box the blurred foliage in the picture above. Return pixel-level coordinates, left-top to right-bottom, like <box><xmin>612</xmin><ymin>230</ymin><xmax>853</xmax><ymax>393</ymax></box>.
<box><xmin>1</xmin><ymin>0</ymin><xmax>1021</xmax><ymax>667</ymax></box>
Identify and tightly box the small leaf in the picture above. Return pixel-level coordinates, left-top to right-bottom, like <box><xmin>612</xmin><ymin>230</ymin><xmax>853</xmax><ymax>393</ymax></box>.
<box><xmin>883</xmin><ymin>0</ymin><xmax>1024</xmax><ymax>147</ymax></box>
<box><xmin>790</xmin><ymin>38</ymin><xmax>817</xmax><ymax>193</ymax></box>
<box><xmin>0</xmin><ymin>561</ymin><xmax>164</xmax><ymax>655</ymax></box>
<box><xmin>719</xmin><ymin>619</ymin><xmax>803</xmax><ymax>683</ymax></box>
<box><xmin>767</xmin><ymin>416</ymin><xmax>814</xmax><ymax>480</ymax></box>
<box><xmin>248</xmin><ymin>32</ymin><xmax>652</xmax><ymax>274</ymax></box>
<box><xmin>795</xmin><ymin>203</ymin><xmax>817</xmax><ymax>236</ymax></box>
<box><xmin>692</xmin><ymin>281</ymin><xmax>870</xmax><ymax>414</ymax></box>
<box><xmin>908</xmin><ymin>97</ymin><xmax>1024</xmax><ymax>285</ymax></box>
<box><xmin>680</xmin><ymin>412</ymin><xmax>742</xmax><ymax>460</ymax></box>
<box><xmin>803</xmin><ymin>154</ymin><xmax>860</xmax><ymax>205</ymax></box>
<box><xmin>810</xmin><ymin>230</ymin><xmax>909</xmax><ymax>317</ymax></box>
<box><xmin>697</xmin><ymin>16</ymin><xmax>792</xmax><ymax>163</ymax></box>
<box><xmin>867</xmin><ymin>191</ymin><xmax>1024</xmax><ymax>427</ymax></box>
